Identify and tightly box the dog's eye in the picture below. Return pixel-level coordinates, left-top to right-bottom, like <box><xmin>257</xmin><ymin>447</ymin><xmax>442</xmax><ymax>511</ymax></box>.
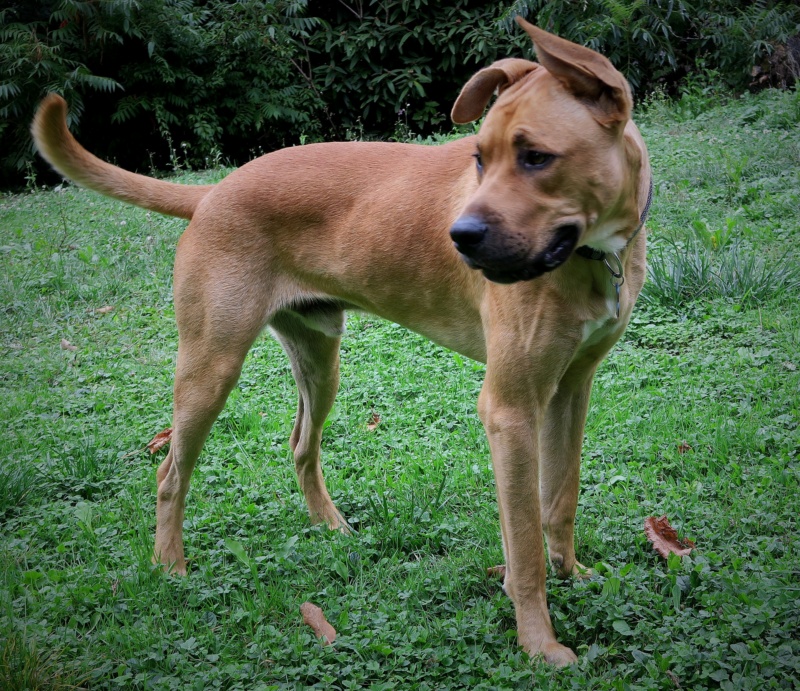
<box><xmin>473</xmin><ymin>152</ymin><xmax>484</xmax><ymax>174</ymax></box>
<box><xmin>520</xmin><ymin>150</ymin><xmax>554</xmax><ymax>170</ymax></box>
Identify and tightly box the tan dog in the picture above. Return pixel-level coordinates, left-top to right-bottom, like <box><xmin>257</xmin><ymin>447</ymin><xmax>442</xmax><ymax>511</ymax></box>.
<box><xmin>32</xmin><ymin>18</ymin><xmax>650</xmax><ymax>665</ymax></box>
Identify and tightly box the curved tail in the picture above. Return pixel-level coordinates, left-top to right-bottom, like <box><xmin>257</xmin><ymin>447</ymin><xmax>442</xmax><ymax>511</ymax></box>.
<box><xmin>31</xmin><ymin>94</ymin><xmax>213</xmax><ymax>220</ymax></box>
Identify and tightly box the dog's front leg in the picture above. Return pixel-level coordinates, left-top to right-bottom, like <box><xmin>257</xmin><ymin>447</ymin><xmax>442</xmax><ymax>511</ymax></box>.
<box><xmin>540</xmin><ymin>365</ymin><xmax>596</xmax><ymax>580</ymax></box>
<box><xmin>479</xmin><ymin>364</ymin><xmax>578</xmax><ymax>666</ymax></box>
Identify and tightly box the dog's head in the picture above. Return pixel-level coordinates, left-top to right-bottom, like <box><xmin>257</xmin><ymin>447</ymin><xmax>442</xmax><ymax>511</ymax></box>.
<box><xmin>449</xmin><ymin>18</ymin><xmax>643</xmax><ymax>284</ymax></box>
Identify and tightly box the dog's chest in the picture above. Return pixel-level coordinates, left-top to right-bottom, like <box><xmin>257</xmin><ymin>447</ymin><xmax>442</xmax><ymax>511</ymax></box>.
<box><xmin>579</xmin><ymin>294</ymin><xmax>620</xmax><ymax>348</ymax></box>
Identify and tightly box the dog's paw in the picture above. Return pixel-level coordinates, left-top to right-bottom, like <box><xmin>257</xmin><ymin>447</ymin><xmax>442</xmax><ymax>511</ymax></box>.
<box><xmin>550</xmin><ymin>554</ymin><xmax>593</xmax><ymax>580</ymax></box>
<box><xmin>152</xmin><ymin>555</ymin><xmax>187</xmax><ymax>577</ymax></box>
<box><xmin>309</xmin><ymin>503</ymin><xmax>353</xmax><ymax>534</ymax></box>
<box><xmin>571</xmin><ymin>561</ymin><xmax>593</xmax><ymax>580</ymax></box>
<box><xmin>521</xmin><ymin>635</ymin><xmax>578</xmax><ymax>667</ymax></box>
<box><xmin>541</xmin><ymin>642</ymin><xmax>578</xmax><ymax>667</ymax></box>
<box><xmin>325</xmin><ymin>508</ymin><xmax>353</xmax><ymax>535</ymax></box>
<box><xmin>331</xmin><ymin>518</ymin><xmax>353</xmax><ymax>535</ymax></box>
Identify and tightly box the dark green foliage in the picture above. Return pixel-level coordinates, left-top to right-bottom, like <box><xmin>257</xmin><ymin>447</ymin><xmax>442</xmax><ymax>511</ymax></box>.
<box><xmin>0</xmin><ymin>3</ymin><xmax>120</xmax><ymax>176</ymax></box>
<box><xmin>1</xmin><ymin>0</ymin><xmax>326</xmax><ymax>184</ymax></box>
<box><xmin>506</xmin><ymin>0</ymin><xmax>800</xmax><ymax>92</ymax></box>
<box><xmin>2</xmin><ymin>0</ymin><xmax>799</xmax><ymax>187</ymax></box>
<box><xmin>305</xmin><ymin>1</ymin><xmax>526</xmax><ymax>138</ymax></box>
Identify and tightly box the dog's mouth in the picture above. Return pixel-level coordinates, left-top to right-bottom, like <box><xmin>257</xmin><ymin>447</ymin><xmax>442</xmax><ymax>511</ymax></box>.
<box><xmin>460</xmin><ymin>255</ymin><xmax>546</xmax><ymax>284</ymax></box>
<box><xmin>454</xmin><ymin>223</ymin><xmax>580</xmax><ymax>284</ymax></box>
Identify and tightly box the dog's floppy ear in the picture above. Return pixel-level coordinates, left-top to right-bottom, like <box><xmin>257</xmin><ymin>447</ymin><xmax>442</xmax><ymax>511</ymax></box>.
<box><xmin>516</xmin><ymin>17</ymin><xmax>632</xmax><ymax>126</ymax></box>
<box><xmin>451</xmin><ymin>58</ymin><xmax>539</xmax><ymax>124</ymax></box>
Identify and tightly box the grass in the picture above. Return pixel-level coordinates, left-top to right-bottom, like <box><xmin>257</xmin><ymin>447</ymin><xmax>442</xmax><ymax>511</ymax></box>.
<box><xmin>1</xmin><ymin>87</ymin><xmax>799</xmax><ymax>689</ymax></box>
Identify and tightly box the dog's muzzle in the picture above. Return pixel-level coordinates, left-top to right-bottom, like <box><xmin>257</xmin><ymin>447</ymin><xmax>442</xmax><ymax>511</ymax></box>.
<box><xmin>450</xmin><ymin>215</ymin><xmax>489</xmax><ymax>252</ymax></box>
<box><xmin>450</xmin><ymin>216</ymin><xmax>579</xmax><ymax>284</ymax></box>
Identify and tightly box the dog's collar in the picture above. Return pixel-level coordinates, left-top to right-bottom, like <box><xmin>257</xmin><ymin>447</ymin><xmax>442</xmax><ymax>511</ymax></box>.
<box><xmin>575</xmin><ymin>176</ymin><xmax>654</xmax><ymax>262</ymax></box>
<box><xmin>574</xmin><ymin>176</ymin><xmax>653</xmax><ymax>319</ymax></box>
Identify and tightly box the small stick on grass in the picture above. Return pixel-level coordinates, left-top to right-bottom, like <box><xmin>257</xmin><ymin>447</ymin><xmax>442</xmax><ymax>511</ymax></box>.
<box><xmin>487</xmin><ymin>565</ymin><xmax>506</xmax><ymax>579</ymax></box>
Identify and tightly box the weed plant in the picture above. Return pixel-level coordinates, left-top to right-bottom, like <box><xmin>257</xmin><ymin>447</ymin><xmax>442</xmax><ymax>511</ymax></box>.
<box><xmin>1</xmin><ymin>89</ymin><xmax>799</xmax><ymax>689</ymax></box>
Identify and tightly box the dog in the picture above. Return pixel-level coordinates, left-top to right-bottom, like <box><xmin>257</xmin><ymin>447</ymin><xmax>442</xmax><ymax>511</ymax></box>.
<box><xmin>32</xmin><ymin>17</ymin><xmax>651</xmax><ymax>665</ymax></box>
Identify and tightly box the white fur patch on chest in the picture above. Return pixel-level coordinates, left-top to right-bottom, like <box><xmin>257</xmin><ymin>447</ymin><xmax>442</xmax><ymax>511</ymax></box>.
<box><xmin>584</xmin><ymin>219</ymin><xmax>628</xmax><ymax>255</ymax></box>
<box><xmin>580</xmin><ymin>297</ymin><xmax>618</xmax><ymax>345</ymax></box>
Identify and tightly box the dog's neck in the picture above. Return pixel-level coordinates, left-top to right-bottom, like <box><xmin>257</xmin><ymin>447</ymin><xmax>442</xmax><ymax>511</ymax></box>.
<box><xmin>575</xmin><ymin>174</ymin><xmax>653</xmax><ymax>262</ymax></box>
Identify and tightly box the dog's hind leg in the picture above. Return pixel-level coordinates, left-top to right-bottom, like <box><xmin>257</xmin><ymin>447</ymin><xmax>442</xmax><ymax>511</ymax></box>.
<box><xmin>154</xmin><ymin>252</ymin><xmax>270</xmax><ymax>575</ymax></box>
<box><xmin>154</xmin><ymin>342</ymin><xmax>258</xmax><ymax>574</ymax></box>
<box><xmin>269</xmin><ymin>305</ymin><xmax>349</xmax><ymax>532</ymax></box>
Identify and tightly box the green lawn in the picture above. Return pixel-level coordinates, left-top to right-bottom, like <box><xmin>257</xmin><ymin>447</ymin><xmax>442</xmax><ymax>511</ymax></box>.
<box><xmin>1</xmin><ymin>87</ymin><xmax>799</xmax><ymax>689</ymax></box>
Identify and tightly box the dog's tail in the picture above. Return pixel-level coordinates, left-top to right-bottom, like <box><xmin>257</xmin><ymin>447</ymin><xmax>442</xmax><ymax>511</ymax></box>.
<box><xmin>31</xmin><ymin>94</ymin><xmax>213</xmax><ymax>220</ymax></box>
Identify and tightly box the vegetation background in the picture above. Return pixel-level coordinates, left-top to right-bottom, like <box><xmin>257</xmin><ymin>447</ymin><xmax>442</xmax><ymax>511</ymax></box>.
<box><xmin>1</xmin><ymin>0</ymin><xmax>799</xmax><ymax>688</ymax></box>
<box><xmin>2</xmin><ymin>0</ymin><xmax>799</xmax><ymax>187</ymax></box>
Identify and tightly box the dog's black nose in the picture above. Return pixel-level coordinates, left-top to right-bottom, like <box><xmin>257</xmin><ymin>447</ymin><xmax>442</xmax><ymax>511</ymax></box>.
<box><xmin>450</xmin><ymin>215</ymin><xmax>488</xmax><ymax>253</ymax></box>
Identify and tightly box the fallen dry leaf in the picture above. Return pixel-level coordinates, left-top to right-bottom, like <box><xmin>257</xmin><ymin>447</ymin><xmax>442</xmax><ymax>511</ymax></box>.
<box><xmin>644</xmin><ymin>515</ymin><xmax>695</xmax><ymax>559</ymax></box>
<box><xmin>147</xmin><ymin>428</ymin><xmax>173</xmax><ymax>454</ymax></box>
<box><xmin>95</xmin><ymin>305</ymin><xmax>115</xmax><ymax>314</ymax></box>
<box><xmin>486</xmin><ymin>565</ymin><xmax>506</xmax><ymax>579</ymax></box>
<box><xmin>677</xmin><ymin>442</ymin><xmax>692</xmax><ymax>454</ymax></box>
<box><xmin>300</xmin><ymin>602</ymin><xmax>336</xmax><ymax>645</ymax></box>
<box><xmin>367</xmin><ymin>411</ymin><xmax>381</xmax><ymax>431</ymax></box>
<box><xmin>60</xmin><ymin>338</ymin><xmax>78</xmax><ymax>351</ymax></box>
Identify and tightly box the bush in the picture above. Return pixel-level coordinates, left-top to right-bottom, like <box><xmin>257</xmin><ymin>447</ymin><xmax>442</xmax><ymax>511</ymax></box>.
<box><xmin>643</xmin><ymin>235</ymin><xmax>800</xmax><ymax>308</ymax></box>
<box><xmin>1</xmin><ymin>0</ymin><xmax>327</xmax><ymax>184</ymax></box>
<box><xmin>2</xmin><ymin>0</ymin><xmax>799</xmax><ymax>187</ymax></box>
<box><xmin>0</xmin><ymin>4</ymin><xmax>119</xmax><ymax>177</ymax></box>
<box><xmin>506</xmin><ymin>0</ymin><xmax>800</xmax><ymax>92</ymax></box>
<box><xmin>305</xmin><ymin>1</ymin><xmax>525</xmax><ymax>139</ymax></box>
